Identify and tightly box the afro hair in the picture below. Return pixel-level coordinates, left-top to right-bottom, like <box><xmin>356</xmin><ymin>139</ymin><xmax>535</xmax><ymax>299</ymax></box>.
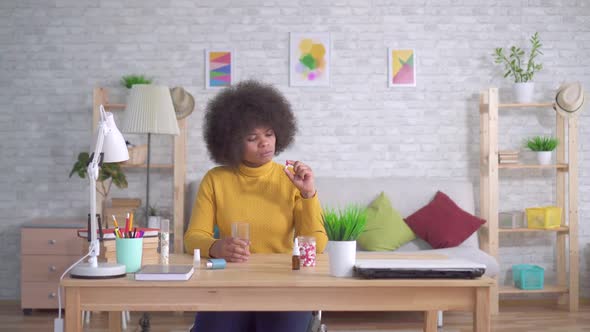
<box><xmin>203</xmin><ymin>80</ymin><xmax>297</xmax><ymax>167</ymax></box>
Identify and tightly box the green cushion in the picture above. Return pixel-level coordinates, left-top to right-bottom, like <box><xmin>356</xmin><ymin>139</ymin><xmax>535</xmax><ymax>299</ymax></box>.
<box><xmin>357</xmin><ymin>192</ymin><xmax>416</xmax><ymax>251</ymax></box>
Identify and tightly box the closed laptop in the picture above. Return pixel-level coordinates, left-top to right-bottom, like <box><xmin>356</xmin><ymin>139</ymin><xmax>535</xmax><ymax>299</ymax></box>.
<box><xmin>354</xmin><ymin>258</ymin><xmax>486</xmax><ymax>279</ymax></box>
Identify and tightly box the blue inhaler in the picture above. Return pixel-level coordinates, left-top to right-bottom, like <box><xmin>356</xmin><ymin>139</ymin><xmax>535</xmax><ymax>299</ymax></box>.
<box><xmin>206</xmin><ymin>258</ymin><xmax>227</xmax><ymax>270</ymax></box>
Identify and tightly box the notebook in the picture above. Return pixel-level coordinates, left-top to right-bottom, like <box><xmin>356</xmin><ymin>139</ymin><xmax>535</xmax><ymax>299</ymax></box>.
<box><xmin>135</xmin><ymin>265</ymin><xmax>195</xmax><ymax>281</ymax></box>
<box><xmin>354</xmin><ymin>258</ymin><xmax>486</xmax><ymax>279</ymax></box>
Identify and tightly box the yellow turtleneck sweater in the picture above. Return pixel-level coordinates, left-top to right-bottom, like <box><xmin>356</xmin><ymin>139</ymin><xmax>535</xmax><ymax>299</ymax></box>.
<box><xmin>184</xmin><ymin>161</ymin><xmax>328</xmax><ymax>257</ymax></box>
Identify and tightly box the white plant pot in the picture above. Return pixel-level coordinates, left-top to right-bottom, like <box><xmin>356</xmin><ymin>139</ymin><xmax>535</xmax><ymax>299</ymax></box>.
<box><xmin>148</xmin><ymin>216</ymin><xmax>161</xmax><ymax>229</ymax></box>
<box><xmin>513</xmin><ymin>82</ymin><xmax>535</xmax><ymax>103</ymax></box>
<box><xmin>327</xmin><ymin>240</ymin><xmax>356</xmax><ymax>277</ymax></box>
<box><xmin>536</xmin><ymin>151</ymin><xmax>552</xmax><ymax>165</ymax></box>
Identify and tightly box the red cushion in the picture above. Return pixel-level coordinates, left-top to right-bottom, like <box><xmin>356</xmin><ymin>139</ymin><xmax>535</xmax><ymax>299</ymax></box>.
<box><xmin>404</xmin><ymin>191</ymin><xmax>485</xmax><ymax>249</ymax></box>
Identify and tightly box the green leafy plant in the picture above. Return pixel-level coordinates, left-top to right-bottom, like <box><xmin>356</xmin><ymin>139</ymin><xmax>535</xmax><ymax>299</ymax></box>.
<box><xmin>322</xmin><ymin>205</ymin><xmax>367</xmax><ymax>241</ymax></box>
<box><xmin>493</xmin><ymin>32</ymin><xmax>543</xmax><ymax>83</ymax></box>
<box><xmin>526</xmin><ymin>136</ymin><xmax>559</xmax><ymax>151</ymax></box>
<box><xmin>69</xmin><ymin>152</ymin><xmax>128</xmax><ymax>198</ymax></box>
<box><xmin>120</xmin><ymin>75</ymin><xmax>152</xmax><ymax>89</ymax></box>
<box><xmin>148</xmin><ymin>204</ymin><xmax>159</xmax><ymax>216</ymax></box>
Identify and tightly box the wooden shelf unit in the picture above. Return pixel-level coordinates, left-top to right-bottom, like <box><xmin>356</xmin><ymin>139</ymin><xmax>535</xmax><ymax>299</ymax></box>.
<box><xmin>500</xmin><ymin>285</ymin><xmax>568</xmax><ymax>295</ymax></box>
<box><xmin>93</xmin><ymin>87</ymin><xmax>187</xmax><ymax>254</ymax></box>
<box><xmin>498</xmin><ymin>226</ymin><xmax>569</xmax><ymax>234</ymax></box>
<box><xmin>498</xmin><ymin>163</ymin><xmax>568</xmax><ymax>170</ymax></box>
<box><xmin>479</xmin><ymin>88</ymin><xmax>579</xmax><ymax>313</ymax></box>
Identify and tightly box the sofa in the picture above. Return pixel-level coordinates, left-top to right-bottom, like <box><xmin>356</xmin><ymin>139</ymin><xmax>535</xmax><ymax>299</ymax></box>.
<box><xmin>314</xmin><ymin>177</ymin><xmax>499</xmax><ymax>278</ymax></box>
<box><xmin>187</xmin><ymin>177</ymin><xmax>498</xmax><ymax>277</ymax></box>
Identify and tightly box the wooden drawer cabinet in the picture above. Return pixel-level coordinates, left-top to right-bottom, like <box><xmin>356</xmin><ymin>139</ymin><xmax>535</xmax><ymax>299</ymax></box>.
<box><xmin>20</xmin><ymin>219</ymin><xmax>85</xmax><ymax>314</ymax></box>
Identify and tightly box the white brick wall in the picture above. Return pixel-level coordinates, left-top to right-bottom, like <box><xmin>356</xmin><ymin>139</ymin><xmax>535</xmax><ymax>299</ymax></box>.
<box><xmin>1</xmin><ymin>1</ymin><xmax>589</xmax><ymax>300</ymax></box>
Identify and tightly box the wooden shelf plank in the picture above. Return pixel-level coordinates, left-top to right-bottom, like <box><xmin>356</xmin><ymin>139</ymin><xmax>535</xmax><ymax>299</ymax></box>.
<box><xmin>498</xmin><ymin>102</ymin><xmax>554</xmax><ymax>108</ymax></box>
<box><xmin>104</xmin><ymin>103</ymin><xmax>125</xmax><ymax>110</ymax></box>
<box><xmin>120</xmin><ymin>164</ymin><xmax>173</xmax><ymax>169</ymax></box>
<box><xmin>500</xmin><ymin>285</ymin><xmax>568</xmax><ymax>294</ymax></box>
<box><xmin>499</xmin><ymin>163</ymin><xmax>568</xmax><ymax>170</ymax></box>
<box><xmin>499</xmin><ymin>226</ymin><xmax>569</xmax><ymax>234</ymax></box>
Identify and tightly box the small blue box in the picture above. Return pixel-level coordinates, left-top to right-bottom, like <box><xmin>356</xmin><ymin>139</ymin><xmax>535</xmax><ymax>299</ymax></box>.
<box><xmin>512</xmin><ymin>264</ymin><xmax>544</xmax><ymax>290</ymax></box>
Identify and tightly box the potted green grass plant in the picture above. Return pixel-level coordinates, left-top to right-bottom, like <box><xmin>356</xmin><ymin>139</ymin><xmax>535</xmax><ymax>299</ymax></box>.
<box><xmin>121</xmin><ymin>75</ymin><xmax>152</xmax><ymax>89</ymax></box>
<box><xmin>322</xmin><ymin>205</ymin><xmax>367</xmax><ymax>277</ymax></box>
<box><xmin>493</xmin><ymin>32</ymin><xmax>543</xmax><ymax>103</ymax></box>
<box><xmin>526</xmin><ymin>136</ymin><xmax>558</xmax><ymax>165</ymax></box>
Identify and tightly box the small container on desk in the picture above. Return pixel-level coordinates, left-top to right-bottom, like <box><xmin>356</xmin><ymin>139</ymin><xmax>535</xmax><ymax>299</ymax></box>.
<box><xmin>512</xmin><ymin>264</ymin><xmax>544</xmax><ymax>290</ymax></box>
<box><xmin>160</xmin><ymin>219</ymin><xmax>170</xmax><ymax>265</ymax></box>
<box><xmin>297</xmin><ymin>236</ymin><xmax>317</xmax><ymax>267</ymax></box>
<box><xmin>525</xmin><ymin>206</ymin><xmax>562</xmax><ymax>229</ymax></box>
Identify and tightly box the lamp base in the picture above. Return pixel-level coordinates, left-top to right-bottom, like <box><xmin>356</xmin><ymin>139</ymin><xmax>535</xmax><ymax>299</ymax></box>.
<box><xmin>70</xmin><ymin>262</ymin><xmax>127</xmax><ymax>279</ymax></box>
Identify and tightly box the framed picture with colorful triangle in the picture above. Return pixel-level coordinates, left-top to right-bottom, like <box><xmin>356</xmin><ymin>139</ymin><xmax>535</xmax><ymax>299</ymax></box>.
<box><xmin>388</xmin><ymin>48</ymin><xmax>416</xmax><ymax>87</ymax></box>
<box><xmin>205</xmin><ymin>49</ymin><xmax>235</xmax><ymax>89</ymax></box>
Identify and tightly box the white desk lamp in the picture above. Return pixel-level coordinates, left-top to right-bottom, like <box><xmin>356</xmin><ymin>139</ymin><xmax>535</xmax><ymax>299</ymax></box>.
<box><xmin>70</xmin><ymin>105</ymin><xmax>129</xmax><ymax>278</ymax></box>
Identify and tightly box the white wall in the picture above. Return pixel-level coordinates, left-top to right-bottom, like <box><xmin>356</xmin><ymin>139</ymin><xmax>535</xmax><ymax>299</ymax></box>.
<box><xmin>1</xmin><ymin>0</ymin><xmax>589</xmax><ymax>300</ymax></box>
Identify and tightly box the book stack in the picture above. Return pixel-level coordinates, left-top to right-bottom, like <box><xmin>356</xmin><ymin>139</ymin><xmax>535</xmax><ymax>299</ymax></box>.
<box><xmin>498</xmin><ymin>150</ymin><xmax>519</xmax><ymax>165</ymax></box>
<box><xmin>79</xmin><ymin>234</ymin><xmax>160</xmax><ymax>265</ymax></box>
<box><xmin>99</xmin><ymin>237</ymin><xmax>159</xmax><ymax>265</ymax></box>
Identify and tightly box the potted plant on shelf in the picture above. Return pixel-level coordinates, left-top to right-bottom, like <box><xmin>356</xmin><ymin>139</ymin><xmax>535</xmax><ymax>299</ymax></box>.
<box><xmin>526</xmin><ymin>136</ymin><xmax>558</xmax><ymax>165</ymax></box>
<box><xmin>147</xmin><ymin>204</ymin><xmax>161</xmax><ymax>229</ymax></box>
<box><xmin>493</xmin><ymin>32</ymin><xmax>543</xmax><ymax>103</ymax></box>
<box><xmin>322</xmin><ymin>205</ymin><xmax>367</xmax><ymax>277</ymax></box>
<box><xmin>121</xmin><ymin>74</ymin><xmax>152</xmax><ymax>89</ymax></box>
<box><xmin>69</xmin><ymin>152</ymin><xmax>128</xmax><ymax>217</ymax></box>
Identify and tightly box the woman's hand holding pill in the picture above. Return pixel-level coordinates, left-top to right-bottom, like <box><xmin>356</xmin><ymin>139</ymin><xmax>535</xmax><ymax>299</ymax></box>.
<box><xmin>284</xmin><ymin>160</ymin><xmax>316</xmax><ymax>199</ymax></box>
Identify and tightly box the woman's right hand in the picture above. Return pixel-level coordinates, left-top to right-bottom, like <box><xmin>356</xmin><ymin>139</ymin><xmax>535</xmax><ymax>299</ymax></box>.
<box><xmin>209</xmin><ymin>238</ymin><xmax>250</xmax><ymax>262</ymax></box>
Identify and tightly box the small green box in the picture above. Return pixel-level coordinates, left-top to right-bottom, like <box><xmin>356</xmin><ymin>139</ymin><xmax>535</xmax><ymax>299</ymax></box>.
<box><xmin>512</xmin><ymin>264</ymin><xmax>544</xmax><ymax>290</ymax></box>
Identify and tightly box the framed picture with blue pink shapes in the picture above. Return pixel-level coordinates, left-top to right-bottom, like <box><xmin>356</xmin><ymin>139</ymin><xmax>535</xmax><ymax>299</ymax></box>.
<box><xmin>205</xmin><ymin>49</ymin><xmax>235</xmax><ymax>89</ymax></box>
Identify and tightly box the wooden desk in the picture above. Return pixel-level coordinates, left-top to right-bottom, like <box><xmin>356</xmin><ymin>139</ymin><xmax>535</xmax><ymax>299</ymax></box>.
<box><xmin>62</xmin><ymin>253</ymin><xmax>492</xmax><ymax>332</ymax></box>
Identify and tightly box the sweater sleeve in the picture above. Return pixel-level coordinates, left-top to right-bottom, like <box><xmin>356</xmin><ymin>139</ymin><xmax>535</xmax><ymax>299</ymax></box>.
<box><xmin>184</xmin><ymin>171</ymin><xmax>218</xmax><ymax>257</ymax></box>
<box><xmin>294</xmin><ymin>192</ymin><xmax>328</xmax><ymax>253</ymax></box>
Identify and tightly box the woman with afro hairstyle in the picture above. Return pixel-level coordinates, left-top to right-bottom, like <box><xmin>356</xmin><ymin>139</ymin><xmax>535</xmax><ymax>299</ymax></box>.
<box><xmin>185</xmin><ymin>80</ymin><xmax>327</xmax><ymax>332</ymax></box>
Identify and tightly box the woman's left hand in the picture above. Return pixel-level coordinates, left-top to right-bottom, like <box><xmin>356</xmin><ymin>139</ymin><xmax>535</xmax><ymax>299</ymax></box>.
<box><xmin>284</xmin><ymin>160</ymin><xmax>316</xmax><ymax>198</ymax></box>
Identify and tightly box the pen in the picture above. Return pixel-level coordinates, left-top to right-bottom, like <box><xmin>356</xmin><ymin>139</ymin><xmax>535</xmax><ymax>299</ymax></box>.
<box><xmin>112</xmin><ymin>215</ymin><xmax>122</xmax><ymax>238</ymax></box>
<box><xmin>125</xmin><ymin>213</ymin><xmax>130</xmax><ymax>236</ymax></box>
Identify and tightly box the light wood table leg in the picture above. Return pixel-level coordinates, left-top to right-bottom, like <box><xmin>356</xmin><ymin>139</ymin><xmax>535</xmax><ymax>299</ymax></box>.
<box><xmin>490</xmin><ymin>279</ymin><xmax>499</xmax><ymax>315</ymax></box>
<box><xmin>474</xmin><ymin>287</ymin><xmax>491</xmax><ymax>332</ymax></box>
<box><xmin>109</xmin><ymin>311</ymin><xmax>122</xmax><ymax>332</ymax></box>
<box><xmin>424</xmin><ymin>310</ymin><xmax>437</xmax><ymax>332</ymax></box>
<box><xmin>65</xmin><ymin>288</ymin><xmax>81</xmax><ymax>332</ymax></box>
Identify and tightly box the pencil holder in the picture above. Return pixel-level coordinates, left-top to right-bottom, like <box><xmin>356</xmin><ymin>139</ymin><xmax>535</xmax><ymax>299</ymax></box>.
<box><xmin>116</xmin><ymin>238</ymin><xmax>143</xmax><ymax>273</ymax></box>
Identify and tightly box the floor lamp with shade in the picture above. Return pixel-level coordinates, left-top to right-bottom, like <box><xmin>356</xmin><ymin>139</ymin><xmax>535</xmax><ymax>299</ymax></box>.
<box><xmin>120</xmin><ymin>85</ymin><xmax>179</xmax><ymax>226</ymax></box>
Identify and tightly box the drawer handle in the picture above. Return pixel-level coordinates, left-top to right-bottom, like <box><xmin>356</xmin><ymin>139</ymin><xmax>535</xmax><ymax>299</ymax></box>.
<box><xmin>49</xmin><ymin>265</ymin><xmax>57</xmax><ymax>272</ymax></box>
<box><xmin>49</xmin><ymin>239</ymin><xmax>57</xmax><ymax>245</ymax></box>
<box><xmin>49</xmin><ymin>292</ymin><xmax>56</xmax><ymax>298</ymax></box>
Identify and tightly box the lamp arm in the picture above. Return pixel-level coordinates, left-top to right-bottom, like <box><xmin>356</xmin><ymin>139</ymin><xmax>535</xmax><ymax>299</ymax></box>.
<box><xmin>86</xmin><ymin>106</ymin><xmax>111</xmax><ymax>267</ymax></box>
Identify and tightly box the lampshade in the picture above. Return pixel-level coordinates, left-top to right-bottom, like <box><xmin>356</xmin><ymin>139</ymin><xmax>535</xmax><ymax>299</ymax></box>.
<box><xmin>121</xmin><ymin>85</ymin><xmax>180</xmax><ymax>135</ymax></box>
<box><xmin>102</xmin><ymin>112</ymin><xmax>129</xmax><ymax>163</ymax></box>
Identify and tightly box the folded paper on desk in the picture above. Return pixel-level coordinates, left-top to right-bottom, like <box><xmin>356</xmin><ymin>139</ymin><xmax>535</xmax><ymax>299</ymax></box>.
<box><xmin>77</xmin><ymin>228</ymin><xmax>159</xmax><ymax>240</ymax></box>
<box><xmin>135</xmin><ymin>265</ymin><xmax>195</xmax><ymax>281</ymax></box>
